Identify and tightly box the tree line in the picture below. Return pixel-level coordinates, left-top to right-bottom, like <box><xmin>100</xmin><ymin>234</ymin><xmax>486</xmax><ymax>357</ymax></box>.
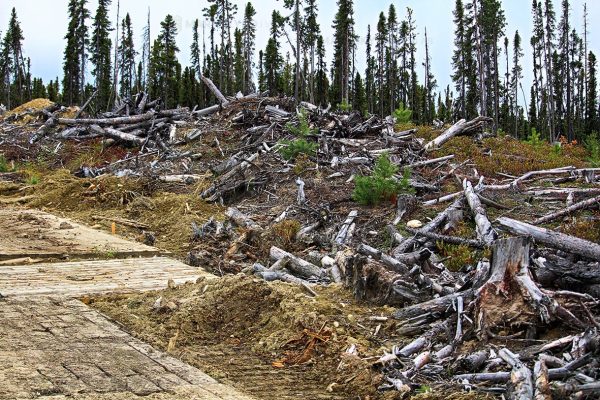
<box><xmin>0</xmin><ymin>0</ymin><xmax>598</xmax><ymax>143</ymax></box>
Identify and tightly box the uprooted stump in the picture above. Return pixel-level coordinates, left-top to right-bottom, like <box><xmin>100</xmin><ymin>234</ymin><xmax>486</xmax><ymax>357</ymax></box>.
<box><xmin>476</xmin><ymin>236</ymin><xmax>585</xmax><ymax>336</ymax></box>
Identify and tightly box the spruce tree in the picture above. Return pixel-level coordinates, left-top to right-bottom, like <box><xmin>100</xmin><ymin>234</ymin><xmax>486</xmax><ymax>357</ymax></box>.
<box><xmin>353</xmin><ymin>72</ymin><xmax>366</xmax><ymax>115</ymax></box>
<box><xmin>304</xmin><ymin>0</ymin><xmax>320</xmax><ymax>103</ymax></box>
<box><xmin>511</xmin><ymin>31</ymin><xmax>524</xmax><ymax>136</ymax></box>
<box><xmin>365</xmin><ymin>25</ymin><xmax>374</xmax><ymax>114</ymax></box>
<box><xmin>586</xmin><ymin>51</ymin><xmax>597</xmax><ymax>133</ymax></box>
<box><xmin>375</xmin><ymin>12</ymin><xmax>387</xmax><ymax>117</ymax></box>
<box><xmin>315</xmin><ymin>35</ymin><xmax>328</xmax><ymax>106</ymax></box>
<box><xmin>118</xmin><ymin>13</ymin><xmax>136</xmax><ymax>100</ymax></box>
<box><xmin>331</xmin><ymin>0</ymin><xmax>356</xmax><ymax>106</ymax></box>
<box><xmin>62</xmin><ymin>0</ymin><xmax>88</xmax><ymax>105</ymax></box>
<box><xmin>89</xmin><ymin>0</ymin><xmax>112</xmax><ymax>109</ymax></box>
<box><xmin>233</xmin><ymin>28</ymin><xmax>244</xmax><ymax>93</ymax></box>
<box><xmin>2</xmin><ymin>8</ymin><xmax>27</xmax><ymax>107</ymax></box>
<box><xmin>242</xmin><ymin>3</ymin><xmax>256</xmax><ymax>94</ymax></box>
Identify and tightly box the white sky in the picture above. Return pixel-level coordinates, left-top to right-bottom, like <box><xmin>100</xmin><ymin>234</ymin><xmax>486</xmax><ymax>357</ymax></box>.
<box><xmin>1</xmin><ymin>0</ymin><xmax>599</xmax><ymax>105</ymax></box>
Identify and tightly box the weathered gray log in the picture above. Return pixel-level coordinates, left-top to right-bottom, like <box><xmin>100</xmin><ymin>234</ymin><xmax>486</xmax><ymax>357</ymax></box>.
<box><xmin>57</xmin><ymin>112</ymin><xmax>155</xmax><ymax>126</ymax></box>
<box><xmin>193</xmin><ymin>104</ymin><xmax>221</xmax><ymax>116</ymax></box>
<box><xmin>455</xmin><ymin>350</ymin><xmax>488</xmax><ymax>372</ymax></box>
<box><xmin>394</xmin><ymin>196</ymin><xmax>464</xmax><ymax>254</ymax></box>
<box><xmin>392</xmin><ymin>289</ymin><xmax>474</xmax><ymax>320</ymax></box>
<box><xmin>464</xmin><ymin>179</ymin><xmax>497</xmax><ymax>245</ymax></box>
<box><xmin>89</xmin><ymin>125</ymin><xmax>144</xmax><ymax>144</ymax></box>
<box><xmin>533</xmin><ymin>194</ymin><xmax>600</xmax><ymax>225</ymax></box>
<box><xmin>334</xmin><ymin>210</ymin><xmax>358</xmax><ymax>246</ymax></box>
<box><xmin>252</xmin><ymin>263</ymin><xmax>309</xmax><ymax>286</ymax></box>
<box><xmin>497</xmin><ymin>217</ymin><xmax>600</xmax><ymax>261</ymax></box>
<box><xmin>423</xmin><ymin>116</ymin><xmax>492</xmax><ymax>152</ymax></box>
<box><xmin>408</xmin><ymin>154</ymin><xmax>455</xmax><ymax>168</ymax></box>
<box><xmin>423</xmin><ymin>191</ymin><xmax>462</xmax><ymax>207</ymax></box>
<box><xmin>358</xmin><ymin>244</ymin><xmax>409</xmax><ymax>274</ymax></box>
<box><xmin>200</xmin><ymin>75</ymin><xmax>229</xmax><ymax>106</ymax></box>
<box><xmin>396</xmin><ymin>319</ymin><xmax>450</xmax><ymax>358</ymax></box>
<box><xmin>533</xmin><ymin>359</ymin><xmax>551</xmax><ymax>400</ymax></box>
<box><xmin>499</xmin><ymin>348</ymin><xmax>533</xmax><ymax>400</ymax></box>
<box><xmin>270</xmin><ymin>246</ymin><xmax>323</xmax><ymax>279</ymax></box>
<box><xmin>454</xmin><ymin>372</ymin><xmax>511</xmax><ymax>383</ymax></box>
<box><xmin>404</xmin><ymin>227</ymin><xmax>486</xmax><ymax>249</ymax></box>
<box><xmin>225</xmin><ymin>207</ymin><xmax>261</xmax><ymax>230</ymax></box>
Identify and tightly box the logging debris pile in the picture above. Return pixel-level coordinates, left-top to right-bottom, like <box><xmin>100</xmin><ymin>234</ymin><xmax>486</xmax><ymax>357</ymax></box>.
<box><xmin>1</xmin><ymin>91</ymin><xmax>600</xmax><ymax>399</ymax></box>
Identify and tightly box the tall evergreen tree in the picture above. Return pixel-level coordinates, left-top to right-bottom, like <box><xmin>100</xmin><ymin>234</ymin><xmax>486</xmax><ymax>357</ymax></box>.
<box><xmin>204</xmin><ymin>0</ymin><xmax>237</xmax><ymax>94</ymax></box>
<box><xmin>331</xmin><ymin>0</ymin><xmax>356</xmax><ymax>106</ymax></box>
<box><xmin>148</xmin><ymin>15</ymin><xmax>180</xmax><ymax>108</ymax></box>
<box><xmin>0</xmin><ymin>8</ymin><xmax>27</xmax><ymax>107</ymax></box>
<box><xmin>315</xmin><ymin>35</ymin><xmax>328</xmax><ymax>106</ymax></box>
<box><xmin>242</xmin><ymin>3</ymin><xmax>256</xmax><ymax>93</ymax></box>
<box><xmin>61</xmin><ymin>0</ymin><xmax>89</xmax><ymax>105</ymax></box>
<box><xmin>118</xmin><ymin>13</ymin><xmax>136</xmax><ymax>100</ymax></box>
<box><xmin>586</xmin><ymin>51</ymin><xmax>597</xmax><ymax>133</ymax></box>
<box><xmin>304</xmin><ymin>0</ymin><xmax>320</xmax><ymax>103</ymax></box>
<box><xmin>89</xmin><ymin>0</ymin><xmax>112</xmax><ymax>110</ymax></box>
<box><xmin>375</xmin><ymin>12</ymin><xmax>387</xmax><ymax>116</ymax></box>
<box><xmin>511</xmin><ymin>31</ymin><xmax>524</xmax><ymax>136</ymax></box>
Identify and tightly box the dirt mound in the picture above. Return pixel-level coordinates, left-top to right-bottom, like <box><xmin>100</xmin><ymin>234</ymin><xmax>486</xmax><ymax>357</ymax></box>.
<box><xmin>6</xmin><ymin>98</ymin><xmax>54</xmax><ymax>115</ymax></box>
<box><xmin>91</xmin><ymin>275</ymin><xmax>400</xmax><ymax>399</ymax></box>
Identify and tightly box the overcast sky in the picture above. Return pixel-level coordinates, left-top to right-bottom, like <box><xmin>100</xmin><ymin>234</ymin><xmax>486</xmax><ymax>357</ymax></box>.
<box><xmin>1</xmin><ymin>0</ymin><xmax>599</xmax><ymax>104</ymax></box>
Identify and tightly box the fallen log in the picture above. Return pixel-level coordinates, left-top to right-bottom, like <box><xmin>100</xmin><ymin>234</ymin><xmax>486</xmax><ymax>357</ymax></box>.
<box><xmin>404</xmin><ymin>227</ymin><xmax>486</xmax><ymax>249</ymax></box>
<box><xmin>408</xmin><ymin>155</ymin><xmax>455</xmax><ymax>169</ymax></box>
<box><xmin>394</xmin><ymin>196</ymin><xmax>464</xmax><ymax>254</ymax></box>
<box><xmin>423</xmin><ymin>116</ymin><xmax>492</xmax><ymax>152</ymax></box>
<box><xmin>533</xmin><ymin>194</ymin><xmax>600</xmax><ymax>225</ymax></box>
<box><xmin>57</xmin><ymin>112</ymin><xmax>155</xmax><ymax>126</ymax></box>
<box><xmin>334</xmin><ymin>210</ymin><xmax>358</xmax><ymax>246</ymax></box>
<box><xmin>270</xmin><ymin>246</ymin><xmax>323</xmax><ymax>279</ymax></box>
<box><xmin>358</xmin><ymin>243</ymin><xmax>409</xmax><ymax>274</ymax></box>
<box><xmin>499</xmin><ymin>348</ymin><xmax>533</xmax><ymax>400</ymax></box>
<box><xmin>89</xmin><ymin>125</ymin><xmax>145</xmax><ymax>144</ymax></box>
<box><xmin>464</xmin><ymin>179</ymin><xmax>497</xmax><ymax>245</ymax></box>
<box><xmin>497</xmin><ymin>217</ymin><xmax>600</xmax><ymax>261</ymax></box>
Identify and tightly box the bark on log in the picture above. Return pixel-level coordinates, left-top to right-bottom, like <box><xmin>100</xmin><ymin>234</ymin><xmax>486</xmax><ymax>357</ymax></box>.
<box><xmin>423</xmin><ymin>116</ymin><xmax>492</xmax><ymax>152</ymax></box>
<box><xmin>269</xmin><ymin>246</ymin><xmax>323</xmax><ymax>279</ymax></box>
<box><xmin>57</xmin><ymin>112</ymin><xmax>155</xmax><ymax>126</ymax></box>
<box><xmin>464</xmin><ymin>179</ymin><xmax>497</xmax><ymax>245</ymax></box>
<box><xmin>499</xmin><ymin>348</ymin><xmax>534</xmax><ymax>400</ymax></box>
<box><xmin>358</xmin><ymin>244</ymin><xmax>409</xmax><ymax>274</ymax></box>
<box><xmin>533</xmin><ymin>194</ymin><xmax>600</xmax><ymax>225</ymax></box>
<box><xmin>334</xmin><ymin>210</ymin><xmax>358</xmax><ymax>246</ymax></box>
<box><xmin>533</xmin><ymin>359</ymin><xmax>552</xmax><ymax>400</ymax></box>
<box><xmin>200</xmin><ymin>75</ymin><xmax>229</xmax><ymax>106</ymax></box>
<box><xmin>89</xmin><ymin>125</ymin><xmax>144</xmax><ymax>144</ymax></box>
<box><xmin>408</xmin><ymin>155</ymin><xmax>455</xmax><ymax>168</ymax></box>
<box><xmin>225</xmin><ymin>207</ymin><xmax>261</xmax><ymax>230</ymax></box>
<box><xmin>497</xmin><ymin>217</ymin><xmax>600</xmax><ymax>261</ymax></box>
<box><xmin>392</xmin><ymin>289</ymin><xmax>474</xmax><ymax>320</ymax></box>
<box><xmin>394</xmin><ymin>196</ymin><xmax>464</xmax><ymax>254</ymax></box>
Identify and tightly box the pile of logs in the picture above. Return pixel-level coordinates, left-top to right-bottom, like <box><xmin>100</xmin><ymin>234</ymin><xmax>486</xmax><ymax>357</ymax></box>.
<box><xmin>4</xmin><ymin>78</ymin><xmax>599</xmax><ymax>398</ymax></box>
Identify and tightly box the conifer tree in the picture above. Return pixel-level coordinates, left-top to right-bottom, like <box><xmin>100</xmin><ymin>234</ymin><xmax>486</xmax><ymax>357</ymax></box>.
<box><xmin>118</xmin><ymin>13</ymin><xmax>136</xmax><ymax>99</ymax></box>
<box><xmin>89</xmin><ymin>0</ymin><xmax>112</xmax><ymax>110</ymax></box>
<box><xmin>331</xmin><ymin>0</ymin><xmax>356</xmax><ymax>106</ymax></box>
<box><xmin>511</xmin><ymin>31</ymin><xmax>524</xmax><ymax>136</ymax></box>
<box><xmin>375</xmin><ymin>12</ymin><xmax>387</xmax><ymax>116</ymax></box>
<box><xmin>62</xmin><ymin>0</ymin><xmax>88</xmax><ymax>105</ymax></box>
<box><xmin>315</xmin><ymin>35</ymin><xmax>328</xmax><ymax>106</ymax></box>
<box><xmin>242</xmin><ymin>3</ymin><xmax>256</xmax><ymax>93</ymax></box>
<box><xmin>0</xmin><ymin>8</ymin><xmax>27</xmax><ymax>107</ymax></box>
<box><xmin>303</xmin><ymin>0</ymin><xmax>319</xmax><ymax>103</ymax></box>
<box><xmin>586</xmin><ymin>51</ymin><xmax>597</xmax><ymax>133</ymax></box>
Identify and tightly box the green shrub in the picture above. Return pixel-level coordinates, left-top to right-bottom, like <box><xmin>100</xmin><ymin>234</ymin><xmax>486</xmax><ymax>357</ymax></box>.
<box><xmin>525</xmin><ymin>128</ymin><xmax>543</xmax><ymax>148</ymax></box>
<box><xmin>352</xmin><ymin>153</ymin><xmax>414</xmax><ymax>206</ymax></box>
<box><xmin>26</xmin><ymin>174</ymin><xmax>40</xmax><ymax>185</ymax></box>
<box><xmin>337</xmin><ymin>101</ymin><xmax>352</xmax><ymax>112</ymax></box>
<box><xmin>584</xmin><ymin>132</ymin><xmax>600</xmax><ymax>167</ymax></box>
<box><xmin>280</xmin><ymin>138</ymin><xmax>318</xmax><ymax>161</ymax></box>
<box><xmin>280</xmin><ymin>109</ymin><xmax>318</xmax><ymax>161</ymax></box>
<box><xmin>552</xmin><ymin>143</ymin><xmax>562</xmax><ymax>156</ymax></box>
<box><xmin>393</xmin><ymin>103</ymin><xmax>413</xmax><ymax>124</ymax></box>
<box><xmin>0</xmin><ymin>155</ymin><xmax>8</xmax><ymax>173</ymax></box>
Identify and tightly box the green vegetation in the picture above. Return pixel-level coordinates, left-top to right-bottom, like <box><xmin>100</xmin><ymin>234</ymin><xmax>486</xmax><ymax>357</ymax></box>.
<box><xmin>393</xmin><ymin>103</ymin><xmax>413</xmax><ymax>124</ymax></box>
<box><xmin>280</xmin><ymin>110</ymin><xmax>318</xmax><ymax>161</ymax></box>
<box><xmin>337</xmin><ymin>101</ymin><xmax>352</xmax><ymax>112</ymax></box>
<box><xmin>353</xmin><ymin>153</ymin><xmax>414</xmax><ymax>206</ymax></box>
<box><xmin>0</xmin><ymin>154</ymin><xmax>9</xmax><ymax>172</ymax></box>
<box><xmin>525</xmin><ymin>128</ymin><xmax>543</xmax><ymax>148</ymax></box>
<box><xmin>584</xmin><ymin>132</ymin><xmax>600</xmax><ymax>167</ymax></box>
